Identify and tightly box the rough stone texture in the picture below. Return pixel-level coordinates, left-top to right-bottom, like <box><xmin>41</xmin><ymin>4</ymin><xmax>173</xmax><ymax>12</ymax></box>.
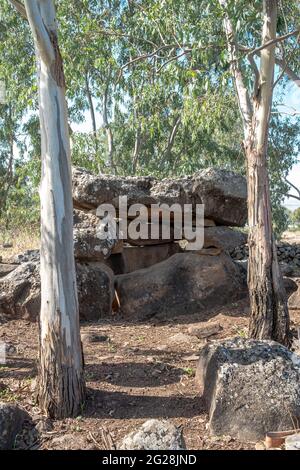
<box><xmin>0</xmin><ymin>263</ymin><xmax>18</xmax><ymax>278</ymax></box>
<box><xmin>104</xmin><ymin>243</ymin><xmax>180</xmax><ymax>275</ymax></box>
<box><xmin>0</xmin><ymin>403</ymin><xmax>30</xmax><ymax>450</ymax></box>
<box><xmin>72</xmin><ymin>167</ymin><xmax>247</xmax><ymax>227</ymax></box>
<box><xmin>76</xmin><ymin>262</ymin><xmax>114</xmax><ymax>321</ymax></box>
<box><xmin>234</xmin><ymin>259</ymin><xmax>298</xmax><ymax>297</ymax></box>
<box><xmin>119</xmin><ymin>419</ymin><xmax>185</xmax><ymax>450</ymax></box>
<box><xmin>196</xmin><ymin>337</ymin><xmax>300</xmax><ymax>441</ymax></box>
<box><xmin>0</xmin><ymin>262</ymin><xmax>41</xmax><ymax>321</ymax></box>
<box><xmin>283</xmin><ymin>277</ymin><xmax>298</xmax><ymax>297</ymax></box>
<box><xmin>72</xmin><ymin>167</ymin><xmax>153</xmax><ymax>210</ymax></box>
<box><xmin>187</xmin><ymin>322</ymin><xmax>222</xmax><ymax>339</ymax></box>
<box><xmin>289</xmin><ymin>279</ymin><xmax>300</xmax><ymax>310</ymax></box>
<box><xmin>13</xmin><ymin>249</ymin><xmax>40</xmax><ymax>264</ymax></box>
<box><xmin>193</xmin><ymin>168</ymin><xmax>247</xmax><ymax>226</ymax></box>
<box><xmin>204</xmin><ymin>226</ymin><xmax>247</xmax><ymax>252</ymax></box>
<box><xmin>0</xmin><ymin>261</ymin><xmax>114</xmax><ymax>321</ymax></box>
<box><xmin>231</xmin><ymin>243</ymin><xmax>300</xmax><ymax>275</ymax></box>
<box><xmin>115</xmin><ymin>253</ymin><xmax>247</xmax><ymax>320</ymax></box>
<box><xmin>73</xmin><ymin>209</ymin><xmax>122</xmax><ymax>261</ymax></box>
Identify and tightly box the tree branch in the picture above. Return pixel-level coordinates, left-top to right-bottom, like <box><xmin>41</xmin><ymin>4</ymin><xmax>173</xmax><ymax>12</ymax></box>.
<box><xmin>285</xmin><ymin>179</ymin><xmax>300</xmax><ymax>198</ymax></box>
<box><xmin>248</xmin><ymin>29</ymin><xmax>300</xmax><ymax>56</ymax></box>
<box><xmin>286</xmin><ymin>193</ymin><xmax>300</xmax><ymax>201</ymax></box>
<box><xmin>239</xmin><ymin>43</ymin><xmax>300</xmax><ymax>89</ymax></box>
<box><xmin>156</xmin><ymin>49</ymin><xmax>192</xmax><ymax>73</ymax></box>
<box><xmin>219</xmin><ymin>0</ymin><xmax>253</xmax><ymax>139</ymax></box>
<box><xmin>8</xmin><ymin>0</ymin><xmax>27</xmax><ymax>20</ymax></box>
<box><xmin>274</xmin><ymin>56</ymin><xmax>300</xmax><ymax>88</ymax></box>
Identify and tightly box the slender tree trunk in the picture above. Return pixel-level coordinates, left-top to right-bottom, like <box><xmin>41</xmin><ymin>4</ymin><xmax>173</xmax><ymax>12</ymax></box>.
<box><xmin>132</xmin><ymin>125</ymin><xmax>141</xmax><ymax>174</ymax></box>
<box><xmin>103</xmin><ymin>84</ymin><xmax>114</xmax><ymax>172</ymax></box>
<box><xmin>246</xmin><ymin>0</ymin><xmax>290</xmax><ymax>345</ymax></box>
<box><xmin>23</xmin><ymin>0</ymin><xmax>85</xmax><ymax>417</ymax></box>
<box><xmin>220</xmin><ymin>0</ymin><xmax>290</xmax><ymax>345</ymax></box>
<box><xmin>84</xmin><ymin>71</ymin><xmax>98</xmax><ymax>153</ymax></box>
<box><xmin>159</xmin><ymin>115</ymin><xmax>181</xmax><ymax>171</ymax></box>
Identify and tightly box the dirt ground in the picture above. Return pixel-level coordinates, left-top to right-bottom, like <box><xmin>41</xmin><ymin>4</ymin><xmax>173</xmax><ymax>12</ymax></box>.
<box><xmin>1</xmin><ymin>299</ymin><xmax>300</xmax><ymax>451</ymax></box>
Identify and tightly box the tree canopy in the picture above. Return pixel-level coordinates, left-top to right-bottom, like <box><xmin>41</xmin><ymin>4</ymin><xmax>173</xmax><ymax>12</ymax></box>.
<box><xmin>0</xmin><ymin>0</ymin><xmax>299</xmax><ymax>235</ymax></box>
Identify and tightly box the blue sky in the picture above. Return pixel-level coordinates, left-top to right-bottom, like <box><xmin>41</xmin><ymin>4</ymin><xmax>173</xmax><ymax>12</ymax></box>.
<box><xmin>280</xmin><ymin>83</ymin><xmax>300</xmax><ymax>210</ymax></box>
<box><xmin>73</xmin><ymin>80</ymin><xmax>300</xmax><ymax>212</ymax></box>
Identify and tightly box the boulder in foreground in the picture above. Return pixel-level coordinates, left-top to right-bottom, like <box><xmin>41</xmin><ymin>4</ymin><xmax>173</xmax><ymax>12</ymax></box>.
<box><xmin>119</xmin><ymin>419</ymin><xmax>185</xmax><ymax>450</ymax></box>
<box><xmin>0</xmin><ymin>403</ymin><xmax>30</xmax><ymax>450</ymax></box>
<box><xmin>196</xmin><ymin>337</ymin><xmax>300</xmax><ymax>441</ymax></box>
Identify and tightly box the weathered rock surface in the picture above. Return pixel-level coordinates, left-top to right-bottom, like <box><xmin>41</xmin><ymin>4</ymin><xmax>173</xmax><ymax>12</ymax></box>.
<box><xmin>0</xmin><ymin>262</ymin><xmax>41</xmax><ymax>320</ymax></box>
<box><xmin>187</xmin><ymin>322</ymin><xmax>222</xmax><ymax>339</ymax></box>
<box><xmin>115</xmin><ymin>253</ymin><xmax>247</xmax><ymax>320</ymax></box>
<box><xmin>231</xmin><ymin>243</ymin><xmax>300</xmax><ymax>274</ymax></box>
<box><xmin>150</xmin><ymin>169</ymin><xmax>247</xmax><ymax>227</ymax></box>
<box><xmin>105</xmin><ymin>243</ymin><xmax>180</xmax><ymax>275</ymax></box>
<box><xmin>72</xmin><ymin>167</ymin><xmax>247</xmax><ymax>227</ymax></box>
<box><xmin>196</xmin><ymin>337</ymin><xmax>300</xmax><ymax>441</ymax></box>
<box><xmin>204</xmin><ymin>227</ymin><xmax>247</xmax><ymax>252</ymax></box>
<box><xmin>0</xmin><ymin>403</ymin><xmax>30</xmax><ymax>450</ymax></box>
<box><xmin>76</xmin><ymin>263</ymin><xmax>114</xmax><ymax>321</ymax></box>
<box><xmin>0</xmin><ymin>261</ymin><xmax>114</xmax><ymax>321</ymax></box>
<box><xmin>289</xmin><ymin>279</ymin><xmax>300</xmax><ymax>309</ymax></box>
<box><xmin>283</xmin><ymin>277</ymin><xmax>298</xmax><ymax>297</ymax></box>
<box><xmin>72</xmin><ymin>167</ymin><xmax>154</xmax><ymax>210</ymax></box>
<box><xmin>73</xmin><ymin>209</ymin><xmax>122</xmax><ymax>261</ymax></box>
<box><xmin>0</xmin><ymin>263</ymin><xmax>18</xmax><ymax>278</ymax></box>
<box><xmin>13</xmin><ymin>249</ymin><xmax>40</xmax><ymax>264</ymax></box>
<box><xmin>119</xmin><ymin>419</ymin><xmax>185</xmax><ymax>450</ymax></box>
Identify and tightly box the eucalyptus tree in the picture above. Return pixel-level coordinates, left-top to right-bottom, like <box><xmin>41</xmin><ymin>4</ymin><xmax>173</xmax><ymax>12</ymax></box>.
<box><xmin>9</xmin><ymin>0</ymin><xmax>85</xmax><ymax>418</ymax></box>
<box><xmin>0</xmin><ymin>1</ymin><xmax>36</xmax><ymax>221</ymax></box>
<box><xmin>217</xmin><ymin>0</ymin><xmax>300</xmax><ymax>345</ymax></box>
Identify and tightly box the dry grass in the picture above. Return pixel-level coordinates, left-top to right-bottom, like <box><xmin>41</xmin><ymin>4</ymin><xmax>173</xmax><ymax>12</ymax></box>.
<box><xmin>0</xmin><ymin>225</ymin><xmax>40</xmax><ymax>262</ymax></box>
<box><xmin>281</xmin><ymin>231</ymin><xmax>300</xmax><ymax>244</ymax></box>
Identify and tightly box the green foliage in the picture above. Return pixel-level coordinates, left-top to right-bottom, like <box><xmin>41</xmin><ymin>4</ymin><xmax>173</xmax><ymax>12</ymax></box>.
<box><xmin>0</xmin><ymin>0</ymin><xmax>299</xmax><ymax>237</ymax></box>
<box><xmin>292</xmin><ymin>207</ymin><xmax>300</xmax><ymax>227</ymax></box>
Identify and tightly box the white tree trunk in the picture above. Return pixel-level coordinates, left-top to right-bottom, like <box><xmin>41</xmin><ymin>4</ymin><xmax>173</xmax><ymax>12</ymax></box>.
<box><xmin>220</xmin><ymin>0</ymin><xmax>290</xmax><ymax>345</ymax></box>
<box><xmin>24</xmin><ymin>0</ymin><xmax>85</xmax><ymax>417</ymax></box>
<box><xmin>247</xmin><ymin>0</ymin><xmax>290</xmax><ymax>345</ymax></box>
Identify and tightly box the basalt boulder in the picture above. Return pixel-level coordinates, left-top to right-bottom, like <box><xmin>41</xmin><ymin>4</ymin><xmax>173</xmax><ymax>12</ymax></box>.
<box><xmin>0</xmin><ymin>260</ymin><xmax>114</xmax><ymax>321</ymax></box>
<box><xmin>0</xmin><ymin>403</ymin><xmax>30</xmax><ymax>450</ymax></box>
<box><xmin>115</xmin><ymin>252</ymin><xmax>247</xmax><ymax>320</ymax></box>
<box><xmin>196</xmin><ymin>337</ymin><xmax>300</xmax><ymax>441</ymax></box>
<box><xmin>72</xmin><ymin>167</ymin><xmax>247</xmax><ymax>227</ymax></box>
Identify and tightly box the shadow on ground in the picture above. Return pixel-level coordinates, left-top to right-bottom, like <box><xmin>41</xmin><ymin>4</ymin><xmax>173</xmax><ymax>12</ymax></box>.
<box><xmin>84</xmin><ymin>388</ymin><xmax>205</xmax><ymax>420</ymax></box>
<box><xmin>86</xmin><ymin>361</ymin><xmax>184</xmax><ymax>387</ymax></box>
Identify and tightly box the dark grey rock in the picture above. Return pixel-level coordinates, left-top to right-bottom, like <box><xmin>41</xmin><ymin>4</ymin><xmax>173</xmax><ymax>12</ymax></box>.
<box><xmin>0</xmin><ymin>402</ymin><xmax>30</xmax><ymax>449</ymax></box>
<box><xmin>196</xmin><ymin>337</ymin><xmax>300</xmax><ymax>441</ymax></box>
<box><xmin>72</xmin><ymin>167</ymin><xmax>247</xmax><ymax>227</ymax></box>
<box><xmin>204</xmin><ymin>227</ymin><xmax>247</xmax><ymax>252</ymax></box>
<box><xmin>14</xmin><ymin>249</ymin><xmax>40</xmax><ymax>264</ymax></box>
<box><xmin>115</xmin><ymin>252</ymin><xmax>247</xmax><ymax>320</ymax></box>
<box><xmin>0</xmin><ymin>261</ymin><xmax>114</xmax><ymax>322</ymax></box>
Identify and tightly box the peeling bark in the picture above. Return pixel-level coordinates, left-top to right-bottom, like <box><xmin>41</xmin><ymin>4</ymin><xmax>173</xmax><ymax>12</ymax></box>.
<box><xmin>246</xmin><ymin>0</ymin><xmax>290</xmax><ymax>346</ymax></box>
<box><xmin>23</xmin><ymin>0</ymin><xmax>85</xmax><ymax>417</ymax></box>
<box><xmin>220</xmin><ymin>0</ymin><xmax>290</xmax><ymax>345</ymax></box>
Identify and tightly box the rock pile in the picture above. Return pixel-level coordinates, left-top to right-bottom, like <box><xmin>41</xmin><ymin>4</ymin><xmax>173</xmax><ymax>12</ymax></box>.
<box><xmin>0</xmin><ymin>166</ymin><xmax>250</xmax><ymax>321</ymax></box>
<box><xmin>231</xmin><ymin>242</ymin><xmax>300</xmax><ymax>267</ymax></box>
<box><xmin>71</xmin><ymin>166</ymin><xmax>248</xmax><ymax>264</ymax></box>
